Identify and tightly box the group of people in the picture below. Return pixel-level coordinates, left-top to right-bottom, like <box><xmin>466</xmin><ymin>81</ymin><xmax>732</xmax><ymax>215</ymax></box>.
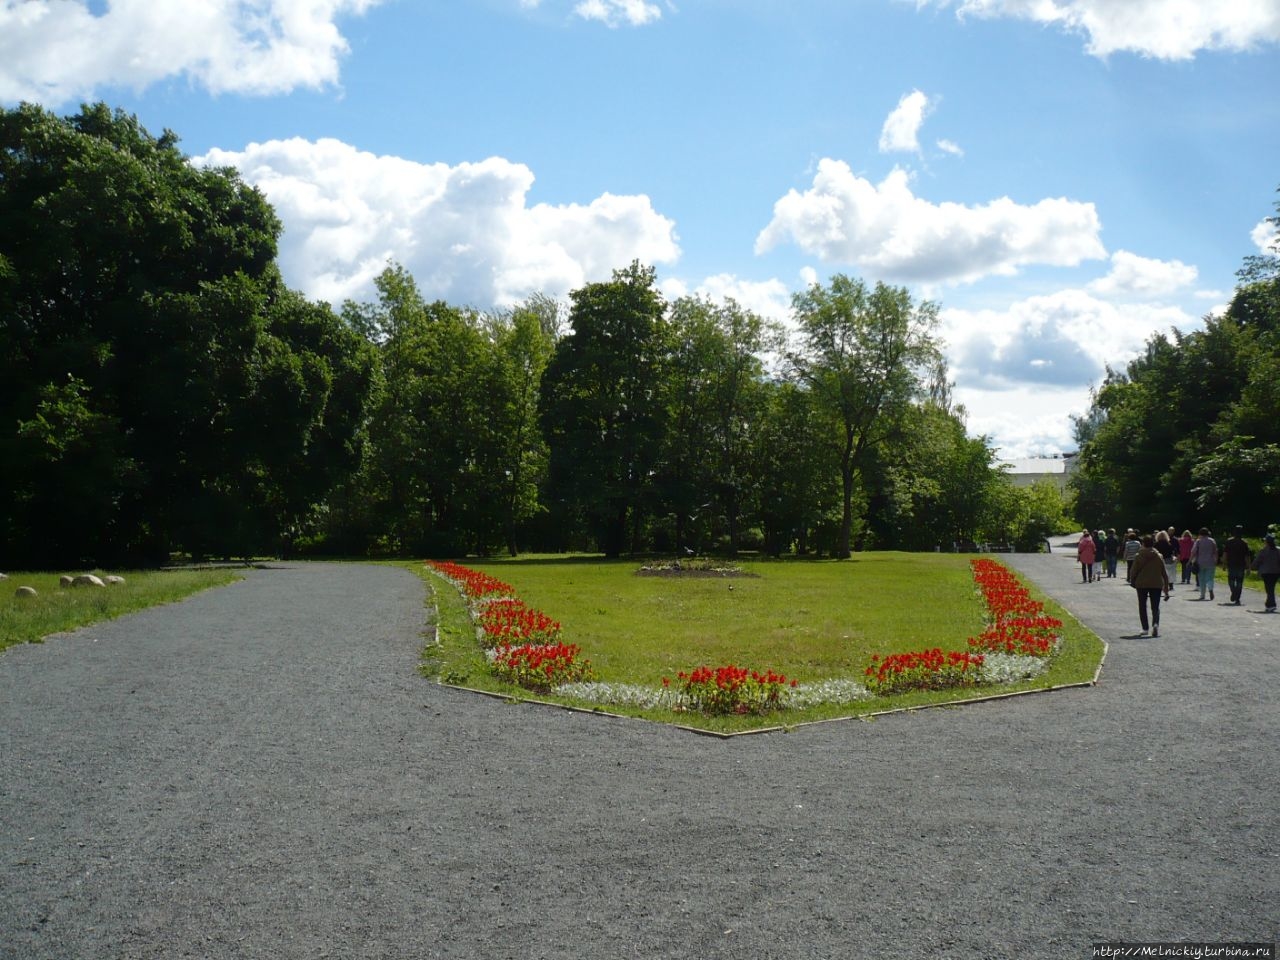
<box><xmin>1074</xmin><ymin>526</ymin><xmax>1280</xmax><ymax>638</ymax></box>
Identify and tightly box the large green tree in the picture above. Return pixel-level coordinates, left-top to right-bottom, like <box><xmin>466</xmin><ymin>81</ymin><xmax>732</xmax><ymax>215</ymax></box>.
<box><xmin>0</xmin><ymin>102</ymin><xmax>372</xmax><ymax>565</ymax></box>
<box><xmin>657</xmin><ymin>295</ymin><xmax>776</xmax><ymax>555</ymax></box>
<box><xmin>540</xmin><ymin>262</ymin><xmax>669</xmax><ymax>557</ymax></box>
<box><xmin>788</xmin><ymin>275</ymin><xmax>941</xmax><ymax>558</ymax></box>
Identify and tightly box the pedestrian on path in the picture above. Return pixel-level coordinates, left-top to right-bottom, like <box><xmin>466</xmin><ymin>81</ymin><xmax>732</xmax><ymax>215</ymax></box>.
<box><xmin>1222</xmin><ymin>525</ymin><xmax>1254</xmax><ymax>605</ymax></box>
<box><xmin>1252</xmin><ymin>533</ymin><xmax>1280</xmax><ymax>613</ymax></box>
<box><xmin>1128</xmin><ymin>534</ymin><xmax>1172</xmax><ymax>636</ymax></box>
<box><xmin>1178</xmin><ymin>529</ymin><xmax>1195</xmax><ymax>584</ymax></box>
<box><xmin>1077</xmin><ymin>530</ymin><xmax>1097</xmax><ymax>582</ymax></box>
<box><xmin>1123</xmin><ymin>529</ymin><xmax>1141</xmax><ymax>578</ymax></box>
<box><xmin>1191</xmin><ymin>527</ymin><xmax>1218</xmax><ymax>601</ymax></box>
<box><xmin>1104</xmin><ymin>529</ymin><xmax>1120</xmax><ymax>578</ymax></box>
<box><xmin>1155</xmin><ymin>530</ymin><xmax>1177</xmax><ymax>590</ymax></box>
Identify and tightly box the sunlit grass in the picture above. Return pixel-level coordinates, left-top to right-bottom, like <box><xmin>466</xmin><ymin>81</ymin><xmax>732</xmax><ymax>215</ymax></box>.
<box><xmin>1</xmin><ymin>569</ymin><xmax>243</xmax><ymax>652</ymax></box>
<box><xmin>409</xmin><ymin>553</ymin><xmax>1106</xmax><ymax>733</ymax></box>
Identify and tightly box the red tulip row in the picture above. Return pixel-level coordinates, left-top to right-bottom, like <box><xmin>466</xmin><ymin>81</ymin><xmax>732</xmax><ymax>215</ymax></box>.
<box><xmin>476</xmin><ymin>598</ymin><xmax>562</xmax><ymax>649</ymax></box>
<box><xmin>425</xmin><ymin>560</ymin><xmax>514</xmax><ymax>600</ymax></box>
<box><xmin>662</xmin><ymin>664</ymin><xmax>798</xmax><ymax>715</ymax></box>
<box><xmin>491</xmin><ymin>642</ymin><xmax>592</xmax><ymax>691</ymax></box>
<box><xmin>426</xmin><ymin>560</ymin><xmax>590</xmax><ymax>692</ymax></box>
<box><xmin>864</xmin><ymin>648</ymin><xmax>985</xmax><ymax>695</ymax></box>
<box><xmin>966</xmin><ymin>559</ymin><xmax>1062</xmax><ymax>657</ymax></box>
<box><xmin>863</xmin><ymin>557</ymin><xmax>1062</xmax><ymax>695</ymax></box>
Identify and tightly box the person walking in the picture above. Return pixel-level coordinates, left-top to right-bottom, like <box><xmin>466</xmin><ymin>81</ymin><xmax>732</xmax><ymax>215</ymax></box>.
<box><xmin>1104</xmin><ymin>529</ymin><xmax>1120</xmax><ymax>579</ymax></box>
<box><xmin>1191</xmin><ymin>527</ymin><xmax>1218</xmax><ymax>601</ymax></box>
<box><xmin>1178</xmin><ymin>529</ymin><xmax>1195</xmax><ymax>584</ymax></box>
<box><xmin>1222</xmin><ymin>525</ymin><xmax>1254</xmax><ymax>605</ymax></box>
<box><xmin>1077</xmin><ymin>530</ymin><xmax>1097</xmax><ymax>583</ymax></box>
<box><xmin>1154</xmin><ymin>530</ymin><xmax>1177</xmax><ymax>590</ymax></box>
<box><xmin>1128</xmin><ymin>534</ymin><xmax>1172</xmax><ymax>636</ymax></box>
<box><xmin>1092</xmin><ymin>530</ymin><xmax>1105</xmax><ymax>582</ymax></box>
<box><xmin>1252</xmin><ymin>533</ymin><xmax>1280</xmax><ymax>613</ymax></box>
<box><xmin>1123</xmin><ymin>529</ymin><xmax>1142</xmax><ymax>578</ymax></box>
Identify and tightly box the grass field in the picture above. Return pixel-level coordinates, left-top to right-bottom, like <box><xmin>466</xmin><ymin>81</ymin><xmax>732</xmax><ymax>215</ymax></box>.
<box><xmin>412</xmin><ymin>553</ymin><xmax>1106</xmax><ymax>733</ymax></box>
<box><xmin>0</xmin><ymin>569</ymin><xmax>244</xmax><ymax>653</ymax></box>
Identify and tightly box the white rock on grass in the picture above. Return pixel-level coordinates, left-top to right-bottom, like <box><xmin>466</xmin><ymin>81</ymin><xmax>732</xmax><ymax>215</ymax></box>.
<box><xmin>15</xmin><ymin>585</ymin><xmax>38</xmax><ymax>598</ymax></box>
<box><xmin>59</xmin><ymin>575</ymin><xmax>73</xmax><ymax>588</ymax></box>
<box><xmin>103</xmin><ymin>575</ymin><xmax>125</xmax><ymax>585</ymax></box>
<box><xmin>72</xmin><ymin>574</ymin><xmax>106</xmax><ymax>588</ymax></box>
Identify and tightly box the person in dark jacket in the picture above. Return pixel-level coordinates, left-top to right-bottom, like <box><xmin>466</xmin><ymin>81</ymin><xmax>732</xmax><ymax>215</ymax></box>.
<box><xmin>1104</xmin><ymin>529</ymin><xmax>1120</xmax><ymax>579</ymax></box>
<box><xmin>1222</xmin><ymin>525</ymin><xmax>1254</xmax><ymax>606</ymax></box>
<box><xmin>1128</xmin><ymin>535</ymin><xmax>1171</xmax><ymax>637</ymax></box>
<box><xmin>1252</xmin><ymin>533</ymin><xmax>1280</xmax><ymax>613</ymax></box>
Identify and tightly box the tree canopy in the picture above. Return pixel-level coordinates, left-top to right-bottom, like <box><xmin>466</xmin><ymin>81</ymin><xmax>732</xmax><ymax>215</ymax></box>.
<box><xmin>0</xmin><ymin>103</ymin><xmax>373</xmax><ymax>565</ymax></box>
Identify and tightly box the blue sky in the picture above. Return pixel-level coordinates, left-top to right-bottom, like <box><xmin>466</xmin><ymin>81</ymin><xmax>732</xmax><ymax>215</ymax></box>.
<box><xmin>3</xmin><ymin>0</ymin><xmax>1279</xmax><ymax>456</ymax></box>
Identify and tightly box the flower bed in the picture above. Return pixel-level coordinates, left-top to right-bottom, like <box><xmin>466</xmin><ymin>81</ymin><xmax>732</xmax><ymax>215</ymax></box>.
<box><xmin>489</xmin><ymin>642</ymin><xmax>592</xmax><ymax>692</ymax></box>
<box><xmin>662</xmin><ymin>664</ymin><xmax>798</xmax><ymax>715</ymax></box>
<box><xmin>427</xmin><ymin>556</ymin><xmax>1064</xmax><ymax>717</ymax></box>
<box><xmin>476</xmin><ymin>598</ymin><xmax>561</xmax><ymax>648</ymax></box>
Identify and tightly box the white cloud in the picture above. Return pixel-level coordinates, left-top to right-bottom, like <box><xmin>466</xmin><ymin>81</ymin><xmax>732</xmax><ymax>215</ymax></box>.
<box><xmin>936</xmin><ymin>138</ymin><xmax>965</xmax><ymax>158</ymax></box>
<box><xmin>879</xmin><ymin>89</ymin><xmax>932</xmax><ymax>154</ymax></box>
<box><xmin>954</xmin><ymin>383</ymin><xmax>1089</xmax><ymax>458</ymax></box>
<box><xmin>0</xmin><ymin>0</ymin><xmax>382</xmax><ymax>105</ymax></box>
<box><xmin>688</xmin><ymin>273</ymin><xmax>793</xmax><ymax>323</ymax></box>
<box><xmin>573</xmin><ymin>0</ymin><xmax>661</xmax><ymax>27</ymax></box>
<box><xmin>755</xmin><ymin>160</ymin><xmax>1106</xmax><ymax>284</ymax></box>
<box><xmin>939</xmin><ymin>288</ymin><xmax>1198</xmax><ymax>393</ymax></box>
<box><xmin>194</xmin><ymin>137</ymin><xmax>681</xmax><ymax>307</ymax></box>
<box><xmin>916</xmin><ymin>0</ymin><xmax>1280</xmax><ymax>60</ymax></box>
<box><xmin>1253</xmin><ymin>217</ymin><xmax>1279</xmax><ymax>254</ymax></box>
<box><xmin>1086</xmin><ymin>249</ymin><xmax>1197</xmax><ymax>298</ymax></box>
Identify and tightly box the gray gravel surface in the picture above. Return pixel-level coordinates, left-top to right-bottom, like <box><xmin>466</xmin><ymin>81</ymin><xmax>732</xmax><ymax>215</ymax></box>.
<box><xmin>2</xmin><ymin>555</ymin><xmax>1277</xmax><ymax>959</ymax></box>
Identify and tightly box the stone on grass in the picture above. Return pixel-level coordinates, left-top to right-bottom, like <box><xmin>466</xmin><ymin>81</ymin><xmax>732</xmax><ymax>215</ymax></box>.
<box><xmin>15</xmin><ymin>585</ymin><xmax>38</xmax><ymax>598</ymax></box>
<box><xmin>103</xmin><ymin>575</ymin><xmax>126</xmax><ymax>585</ymax></box>
<box><xmin>0</xmin><ymin>572</ymin><xmax>8</xmax><ymax>581</ymax></box>
<box><xmin>59</xmin><ymin>575</ymin><xmax>74</xmax><ymax>588</ymax></box>
<box><xmin>72</xmin><ymin>574</ymin><xmax>106</xmax><ymax>588</ymax></box>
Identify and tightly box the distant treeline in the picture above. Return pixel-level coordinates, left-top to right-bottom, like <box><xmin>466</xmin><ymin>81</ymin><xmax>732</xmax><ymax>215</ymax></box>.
<box><xmin>14</xmin><ymin>104</ymin><xmax>1272</xmax><ymax>565</ymax></box>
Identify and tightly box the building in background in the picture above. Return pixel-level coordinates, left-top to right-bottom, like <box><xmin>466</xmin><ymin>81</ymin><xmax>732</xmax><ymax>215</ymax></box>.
<box><xmin>1001</xmin><ymin>453</ymin><xmax>1078</xmax><ymax>491</ymax></box>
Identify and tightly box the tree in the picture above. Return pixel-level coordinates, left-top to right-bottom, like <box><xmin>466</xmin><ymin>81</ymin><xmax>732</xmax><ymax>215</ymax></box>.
<box><xmin>752</xmin><ymin>380</ymin><xmax>841</xmax><ymax>556</ymax></box>
<box><xmin>788</xmin><ymin>275</ymin><xmax>940</xmax><ymax>558</ymax></box>
<box><xmin>540</xmin><ymin>263</ymin><xmax>669</xmax><ymax>557</ymax></box>
<box><xmin>0</xmin><ymin>102</ymin><xmax>372</xmax><ymax>565</ymax></box>
<box><xmin>657</xmin><ymin>295</ymin><xmax>776</xmax><ymax>554</ymax></box>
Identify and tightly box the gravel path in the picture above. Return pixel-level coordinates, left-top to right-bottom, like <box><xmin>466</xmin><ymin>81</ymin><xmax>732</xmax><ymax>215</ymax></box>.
<box><xmin>2</xmin><ymin>555</ymin><xmax>1277</xmax><ymax>959</ymax></box>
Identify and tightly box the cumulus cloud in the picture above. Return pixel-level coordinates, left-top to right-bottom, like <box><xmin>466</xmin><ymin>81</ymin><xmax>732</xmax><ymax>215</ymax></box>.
<box><xmin>573</xmin><ymin>0</ymin><xmax>662</xmax><ymax>27</ymax></box>
<box><xmin>0</xmin><ymin>0</ymin><xmax>382</xmax><ymax>105</ymax></box>
<box><xmin>936</xmin><ymin>138</ymin><xmax>965</xmax><ymax>158</ymax></box>
<box><xmin>1086</xmin><ymin>249</ymin><xmax>1197</xmax><ymax>298</ymax></box>
<box><xmin>879</xmin><ymin>90</ymin><xmax>932</xmax><ymax>154</ymax></box>
<box><xmin>914</xmin><ymin>0</ymin><xmax>1280</xmax><ymax>60</ymax></box>
<box><xmin>195</xmin><ymin>138</ymin><xmax>681</xmax><ymax>307</ymax></box>
<box><xmin>755</xmin><ymin>160</ymin><xmax>1106</xmax><ymax>284</ymax></box>
<box><xmin>954</xmin><ymin>383</ymin><xmax>1090</xmax><ymax>457</ymax></box>
<box><xmin>939</xmin><ymin>289</ymin><xmax>1198</xmax><ymax>393</ymax></box>
<box><xmin>1253</xmin><ymin>217</ymin><xmax>1279</xmax><ymax>254</ymax></box>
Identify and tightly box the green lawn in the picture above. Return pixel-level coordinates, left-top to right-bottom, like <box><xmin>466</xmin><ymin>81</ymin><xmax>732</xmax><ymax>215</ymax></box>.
<box><xmin>412</xmin><ymin>553</ymin><xmax>1106</xmax><ymax>733</ymax></box>
<box><xmin>1</xmin><ymin>569</ymin><xmax>244</xmax><ymax>653</ymax></box>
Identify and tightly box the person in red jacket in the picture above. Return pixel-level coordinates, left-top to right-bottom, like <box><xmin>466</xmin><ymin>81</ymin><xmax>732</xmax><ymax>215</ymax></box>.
<box><xmin>1076</xmin><ymin>530</ymin><xmax>1097</xmax><ymax>583</ymax></box>
<box><xmin>1178</xmin><ymin>529</ymin><xmax>1194</xmax><ymax>584</ymax></box>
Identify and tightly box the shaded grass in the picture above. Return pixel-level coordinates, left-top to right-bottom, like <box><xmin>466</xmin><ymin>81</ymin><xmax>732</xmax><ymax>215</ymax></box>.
<box><xmin>1</xmin><ymin>569</ymin><xmax>243</xmax><ymax>653</ymax></box>
<box><xmin>407</xmin><ymin>553</ymin><xmax>1106</xmax><ymax>734</ymax></box>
